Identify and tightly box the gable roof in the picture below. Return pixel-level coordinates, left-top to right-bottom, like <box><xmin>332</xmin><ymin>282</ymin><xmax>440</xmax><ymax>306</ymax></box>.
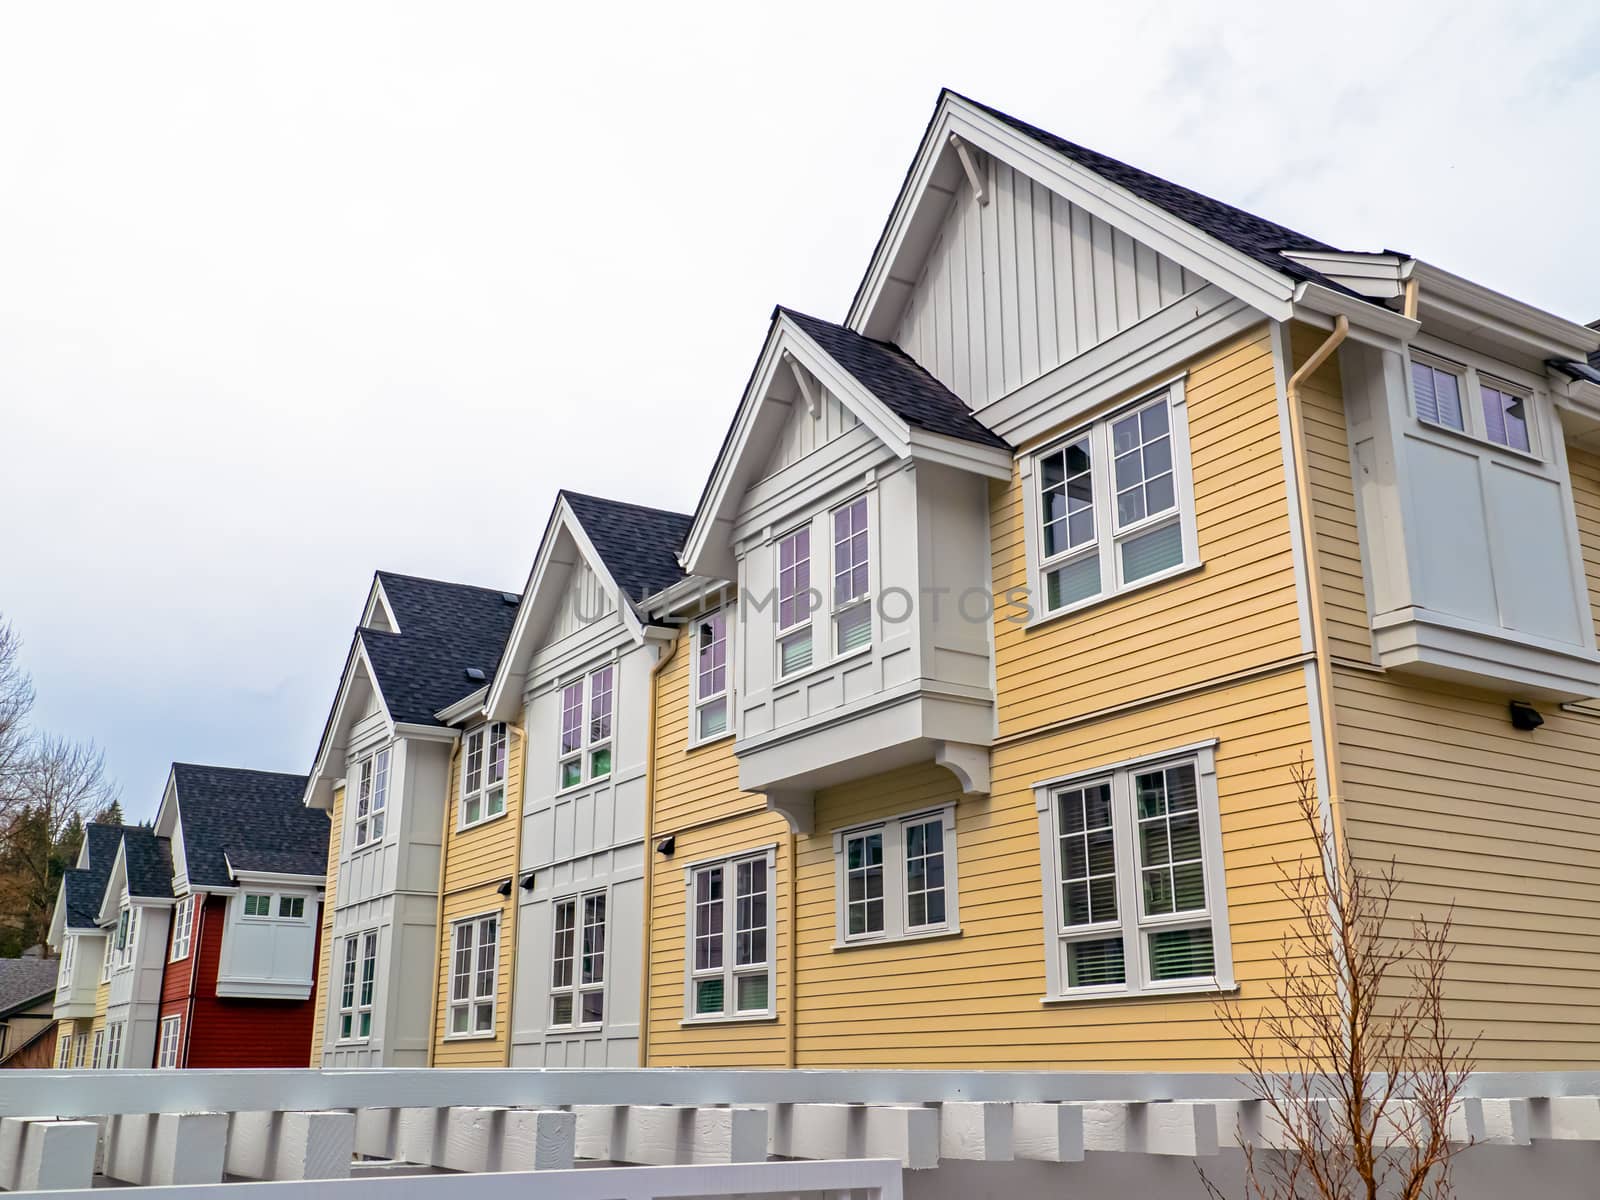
<box><xmin>170</xmin><ymin>764</ymin><xmax>326</xmax><ymax>887</ymax></box>
<box><xmin>777</xmin><ymin>308</ymin><xmax>1009</xmax><ymax>450</ymax></box>
<box><xmin>121</xmin><ymin>827</ymin><xmax>174</xmax><ymax>900</ymax></box>
<box><xmin>358</xmin><ymin>572</ymin><xmax>520</xmax><ymax>727</ymax></box>
<box><xmin>559</xmin><ymin>491</ymin><xmax>693</xmax><ymax>606</ymax></box>
<box><xmin>0</xmin><ymin>957</ymin><xmax>57</xmax><ymax>1019</ymax></box>
<box><xmin>60</xmin><ymin>823</ymin><xmax>131</xmax><ymax>931</ymax></box>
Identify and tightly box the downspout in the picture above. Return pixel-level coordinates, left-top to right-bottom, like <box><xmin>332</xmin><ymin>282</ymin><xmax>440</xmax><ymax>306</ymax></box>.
<box><xmin>1284</xmin><ymin>314</ymin><xmax>1350</xmax><ymax>857</ymax></box>
<box><xmin>637</xmin><ymin>628</ymin><xmax>680</xmax><ymax>1066</ymax></box>
<box><xmin>501</xmin><ymin>722</ymin><xmax>527</xmax><ymax>1069</ymax></box>
<box><xmin>425</xmin><ymin>737</ymin><xmax>464</xmax><ymax>1067</ymax></box>
<box><xmin>786</xmin><ymin>830</ymin><xmax>797</xmax><ymax>1069</ymax></box>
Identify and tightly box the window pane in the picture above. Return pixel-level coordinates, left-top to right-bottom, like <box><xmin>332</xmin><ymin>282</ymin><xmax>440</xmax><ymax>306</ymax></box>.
<box><xmin>451</xmin><ymin>1007</ymin><xmax>469</xmax><ymax>1034</ymax></box>
<box><xmin>581</xmin><ymin>990</ymin><xmax>604</xmax><ymax>1025</ymax></box>
<box><xmin>778</xmin><ymin>527</ymin><xmax>811</xmax><ymax>630</ymax></box>
<box><xmin>736</xmin><ymin>973</ymin><xmax>768</xmax><ymax>1013</ymax></box>
<box><xmin>694</xmin><ymin>868</ymin><xmax>724</xmax><ymax>971</ymax></box>
<box><xmin>464</xmin><ymin>729</ymin><xmax>484</xmax><ymax>796</ymax></box>
<box><xmin>1413</xmin><ymin>361</ymin><xmax>1464</xmax><ymax>431</ymax></box>
<box><xmin>836</xmin><ymin>602</ymin><xmax>871</xmax><ymax>653</ymax></box>
<box><xmin>1041</xmin><ymin>438</ymin><xmax>1094</xmax><ymax>560</ymax></box>
<box><xmin>581</xmin><ymin>895</ymin><xmax>606</xmax><ymax>984</ymax></box>
<box><xmin>589</xmin><ymin>747</ymin><xmax>612</xmax><ymax>779</ymax></box>
<box><xmin>735</xmin><ymin>858</ymin><xmax>767</xmax><ymax>966</ymax></box>
<box><xmin>560</xmin><ymin>682</ymin><xmax>584</xmax><ymax>754</ymax></box>
<box><xmin>475</xmin><ymin>1002</ymin><xmax>494</xmax><ymax>1032</ymax></box>
<box><xmin>845</xmin><ymin>832</ymin><xmax>885</xmax><ymax>936</ymax></box>
<box><xmin>1067</xmin><ymin>937</ymin><xmax>1126</xmax><ymax>987</ymax></box>
<box><xmin>588</xmin><ymin>666</ymin><xmax>614</xmax><ymax>743</ymax></box>
<box><xmin>904</xmin><ymin>817</ymin><xmax>947</xmax><ymax>931</ymax></box>
<box><xmin>561</xmin><ymin>759</ymin><xmax>582</xmax><ymax>789</ymax></box>
<box><xmin>780</xmin><ymin>629</ymin><xmax>813</xmax><ymax>675</ymax></box>
<box><xmin>832</xmin><ymin>497</ymin><xmax>869</xmax><ymax>606</ymax></box>
<box><xmin>1046</xmin><ymin>556</ymin><xmax>1100</xmax><ymax>611</ymax></box>
<box><xmin>551</xmin><ymin>994</ymin><xmax>573</xmax><ymax>1026</ymax></box>
<box><xmin>1136</xmin><ymin>763</ymin><xmax>1206</xmax><ymax>917</ymax></box>
<box><xmin>698</xmin><ymin>697</ymin><xmax>728</xmax><ymax>740</ymax></box>
<box><xmin>695</xmin><ymin>977</ymin><xmax>725</xmax><ymax>1016</ymax></box>
<box><xmin>1482</xmin><ymin>385</ymin><xmax>1530</xmax><ymax>452</ymax></box>
<box><xmin>1149</xmin><ymin>927</ymin><xmax>1215</xmax><ymax>981</ymax></box>
<box><xmin>1120</xmin><ymin>521</ymin><xmax>1183</xmax><ymax>582</ymax></box>
<box><xmin>1058</xmin><ymin>783</ymin><xmax>1116</xmax><ymax>927</ymax></box>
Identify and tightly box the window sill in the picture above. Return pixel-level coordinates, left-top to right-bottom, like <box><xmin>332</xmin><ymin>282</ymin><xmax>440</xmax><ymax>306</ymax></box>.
<box><xmin>1414</xmin><ymin>415</ymin><xmax>1543</xmax><ymax>466</ymax></box>
<box><xmin>1039</xmin><ymin>979</ymin><xmax>1238</xmax><ymax>1006</ymax></box>
<box><xmin>545</xmin><ymin>1023</ymin><xmax>604</xmax><ymax>1037</ymax></box>
<box><xmin>442</xmin><ymin>1031</ymin><xmax>497</xmax><ymax>1042</ymax></box>
<box><xmin>831</xmin><ymin>926</ymin><xmax>962</xmax><ymax>952</ymax></box>
<box><xmin>679</xmin><ymin>1013</ymin><xmax>780</xmax><ymax>1028</ymax></box>
<box><xmin>773</xmin><ymin>643</ymin><xmax>873</xmax><ymax>691</ymax></box>
<box><xmin>1025</xmin><ymin>559</ymin><xmax>1204</xmax><ymax>632</ymax></box>
<box><xmin>456</xmin><ymin>808</ymin><xmax>510</xmax><ymax>835</ymax></box>
<box><xmin>686</xmin><ymin>730</ymin><xmax>736</xmax><ymax>753</ymax></box>
<box><xmin>555</xmin><ymin>775</ymin><xmax>612</xmax><ymax>798</ymax></box>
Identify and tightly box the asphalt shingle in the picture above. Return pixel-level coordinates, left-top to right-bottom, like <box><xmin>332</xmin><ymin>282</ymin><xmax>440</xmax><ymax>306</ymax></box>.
<box><xmin>121</xmin><ymin>827</ymin><xmax>174</xmax><ymax>901</ymax></box>
<box><xmin>0</xmin><ymin>957</ymin><xmax>58</xmax><ymax>1018</ymax></box>
<box><xmin>171</xmin><ymin>763</ymin><xmax>327</xmax><ymax>887</ymax></box>
<box><xmin>561</xmin><ymin>491</ymin><xmax>693</xmax><ymax>606</ymax></box>
<box><xmin>779</xmin><ymin>307</ymin><xmax>1010</xmax><ymax>450</ymax></box>
<box><xmin>360</xmin><ymin>572</ymin><xmax>521</xmax><ymax>726</ymax></box>
<box><xmin>61</xmin><ymin>823</ymin><xmax>129</xmax><ymax>930</ymax></box>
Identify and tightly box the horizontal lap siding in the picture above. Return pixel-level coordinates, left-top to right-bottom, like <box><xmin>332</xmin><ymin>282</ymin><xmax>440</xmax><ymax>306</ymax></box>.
<box><xmin>1566</xmin><ymin>446</ymin><xmax>1600</xmax><ymax>641</ymax></box>
<box><xmin>1292</xmin><ymin>322</ymin><xmax>1373</xmax><ymax>663</ymax></box>
<box><xmin>992</xmin><ymin>325</ymin><xmax>1302</xmax><ymax>737</ymax></box>
<box><xmin>1334</xmin><ymin>667</ymin><xmax>1600</xmax><ymax>1067</ymax></box>
<box><xmin>186</xmin><ymin>895</ymin><xmax>320</xmax><ymax>1067</ymax></box>
<box><xmin>653</xmin><ymin>624</ymin><xmax>763</xmax><ymax>833</ymax></box>
<box><xmin>433</xmin><ymin>732</ymin><xmax>521</xmax><ymax>1066</ymax></box>
<box><xmin>786</xmin><ymin>673</ymin><xmax>1313</xmax><ymax>1068</ymax></box>
<box><xmin>308</xmin><ymin>784</ymin><xmax>342</xmax><ymax>1064</ymax></box>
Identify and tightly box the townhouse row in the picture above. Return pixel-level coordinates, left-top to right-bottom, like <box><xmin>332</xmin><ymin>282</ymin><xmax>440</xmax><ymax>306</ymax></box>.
<box><xmin>54</xmin><ymin>90</ymin><xmax>1600</xmax><ymax>1073</ymax></box>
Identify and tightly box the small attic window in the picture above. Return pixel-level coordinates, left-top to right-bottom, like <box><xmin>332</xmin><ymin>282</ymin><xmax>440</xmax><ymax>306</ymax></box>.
<box><xmin>465</xmin><ymin>667</ymin><xmax>487</xmax><ymax>683</ymax></box>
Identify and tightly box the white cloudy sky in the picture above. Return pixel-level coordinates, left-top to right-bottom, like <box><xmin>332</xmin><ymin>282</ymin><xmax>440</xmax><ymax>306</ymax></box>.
<box><xmin>1</xmin><ymin>2</ymin><xmax>1596</xmax><ymax>819</ymax></box>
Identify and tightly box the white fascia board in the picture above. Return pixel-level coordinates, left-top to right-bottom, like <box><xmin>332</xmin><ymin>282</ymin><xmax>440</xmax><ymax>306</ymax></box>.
<box><xmin>228</xmin><ymin>868</ymin><xmax>325</xmax><ymax>888</ymax></box>
<box><xmin>303</xmin><ymin>636</ymin><xmax>393</xmax><ymax>810</ymax></box>
<box><xmin>848</xmin><ymin>93</ymin><xmax>1297</xmax><ymax>337</ymax></box>
<box><xmin>643</xmin><ymin>575</ymin><xmax>734</xmax><ymax>622</ymax></box>
<box><xmin>361</xmin><ymin>576</ymin><xmax>399</xmax><ymax>634</ymax></box>
<box><xmin>903</xmin><ymin>427</ymin><xmax>1013</xmax><ymax>479</ymax></box>
<box><xmin>1291</xmin><ymin>282</ymin><xmax>1420</xmax><ymax>352</ymax></box>
<box><xmin>1410</xmin><ymin>260</ymin><xmax>1600</xmax><ymax>361</ymax></box>
<box><xmin>392</xmin><ymin>721</ymin><xmax>460</xmax><ymax>744</ymax></box>
<box><xmin>436</xmin><ymin>685</ymin><xmax>489</xmax><ymax>726</ymax></box>
<box><xmin>681</xmin><ymin>315</ymin><xmax>917</xmax><ymax>578</ymax></box>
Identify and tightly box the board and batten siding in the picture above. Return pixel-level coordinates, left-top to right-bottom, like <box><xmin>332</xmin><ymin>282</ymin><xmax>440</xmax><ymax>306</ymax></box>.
<box><xmin>432</xmin><ymin>729</ymin><xmax>522</xmax><ymax>1067</ymax></box>
<box><xmin>784</xmin><ymin>672</ymin><xmax>1316</xmax><ymax>1068</ymax></box>
<box><xmin>759</xmin><ymin>383</ymin><xmax>860</xmax><ymax>480</ymax></box>
<box><xmin>991</xmin><ymin>324</ymin><xmax>1303</xmax><ymax>737</ymax></box>
<box><xmin>895</xmin><ymin>151</ymin><xmax>1201</xmax><ymax>410</ymax></box>
<box><xmin>646</xmin><ymin>621</ymin><xmax>791</xmax><ymax>1066</ymax></box>
<box><xmin>307</xmin><ymin>783</ymin><xmax>342</xmax><ymax>1065</ymax></box>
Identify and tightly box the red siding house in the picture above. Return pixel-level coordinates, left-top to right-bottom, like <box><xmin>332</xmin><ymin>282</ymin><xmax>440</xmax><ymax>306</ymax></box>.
<box><xmin>150</xmin><ymin>764</ymin><xmax>330</xmax><ymax>1068</ymax></box>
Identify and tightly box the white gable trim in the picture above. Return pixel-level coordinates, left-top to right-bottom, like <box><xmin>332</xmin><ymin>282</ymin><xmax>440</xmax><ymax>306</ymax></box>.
<box><xmin>361</xmin><ymin>578</ymin><xmax>399</xmax><ymax>634</ymax></box>
<box><xmin>485</xmin><ymin>497</ymin><xmax>645</xmax><ymax>723</ymax></box>
<box><xmin>95</xmin><ymin>840</ymin><xmax>130</xmax><ymax>926</ymax></box>
<box><xmin>848</xmin><ymin>93</ymin><xmax>1299</xmax><ymax>340</ymax></box>
<box><xmin>302</xmin><ymin>636</ymin><xmax>392</xmax><ymax>810</ymax></box>
<box><xmin>680</xmin><ymin>310</ymin><xmax>1010</xmax><ymax>578</ymax></box>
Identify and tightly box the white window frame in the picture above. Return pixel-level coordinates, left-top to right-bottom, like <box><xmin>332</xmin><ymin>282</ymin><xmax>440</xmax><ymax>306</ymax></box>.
<box><xmin>170</xmin><ymin>895</ymin><xmax>193</xmax><ymax>961</ymax></box>
<box><xmin>72</xmin><ymin>1031</ymin><xmax>87</xmax><ymax>1067</ymax></box>
<box><xmin>445</xmin><ymin>912</ymin><xmax>499</xmax><ymax>1039</ymax></box>
<box><xmin>774</xmin><ymin>522</ymin><xmax>815</xmax><ymax>680</ymax></box>
<box><xmin>1033</xmin><ymin>740</ymin><xmax>1234</xmax><ymax>1002</ymax></box>
<box><xmin>831</xmin><ymin>804</ymin><xmax>960</xmax><ymax>947</ymax></box>
<box><xmin>1022</xmin><ymin>378</ymin><xmax>1200</xmax><ymax>625</ymax></box>
<box><xmin>459</xmin><ymin>721</ymin><xmax>510</xmax><ymax>829</ymax></box>
<box><xmin>337</xmin><ymin>930</ymin><xmax>378</xmax><ymax>1043</ymax></box>
<box><xmin>557</xmin><ymin>665</ymin><xmax>615</xmax><ymax>792</ymax></box>
<box><xmin>829</xmin><ymin>494</ymin><xmax>873</xmax><ymax>659</ymax></box>
<box><xmin>157</xmin><ymin>1015</ymin><xmax>182</xmax><ymax>1068</ymax></box>
<box><xmin>56</xmin><ymin>1033</ymin><xmax>71</xmax><ymax>1068</ymax></box>
<box><xmin>682</xmin><ymin>845</ymin><xmax>777</xmax><ymax>1024</ymax></box>
<box><xmin>114</xmin><ymin>904</ymin><xmax>136</xmax><ymax>970</ymax></box>
<box><xmin>547</xmin><ymin>888</ymin><xmax>607</xmax><ymax>1032</ymax></box>
<box><xmin>352</xmin><ymin>746</ymin><xmax>390</xmax><ymax>849</ymax></box>
<box><xmin>105</xmin><ymin>1021</ymin><xmax>123</xmax><ymax>1068</ymax></box>
<box><xmin>90</xmin><ymin>1028</ymin><xmax>104</xmax><ymax>1069</ymax></box>
<box><xmin>101</xmin><ymin>929</ymin><xmax>113</xmax><ymax>981</ymax></box>
<box><xmin>690</xmin><ymin>606</ymin><xmax>734</xmax><ymax>746</ymax></box>
<box><xmin>58</xmin><ymin>933</ymin><xmax>74</xmax><ymax>981</ymax></box>
<box><xmin>1406</xmin><ymin>343</ymin><xmax>1542</xmax><ymax>460</ymax></box>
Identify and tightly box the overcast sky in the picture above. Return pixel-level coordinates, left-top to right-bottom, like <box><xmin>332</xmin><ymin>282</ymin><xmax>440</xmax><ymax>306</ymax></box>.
<box><xmin>2</xmin><ymin>2</ymin><xmax>1596</xmax><ymax>821</ymax></box>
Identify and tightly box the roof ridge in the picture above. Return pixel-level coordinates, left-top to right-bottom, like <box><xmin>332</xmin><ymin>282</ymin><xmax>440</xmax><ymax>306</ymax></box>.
<box><xmin>559</xmin><ymin>489</ymin><xmax>693</xmax><ymax>522</ymax></box>
<box><xmin>172</xmin><ymin>762</ymin><xmax>308</xmax><ymax>780</ymax></box>
<box><xmin>374</xmin><ymin>569</ymin><xmax>516</xmax><ymax>597</ymax></box>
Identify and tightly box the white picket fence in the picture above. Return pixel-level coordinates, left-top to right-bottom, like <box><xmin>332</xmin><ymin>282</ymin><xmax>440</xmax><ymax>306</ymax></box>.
<box><xmin>2</xmin><ymin>1069</ymin><xmax>1599</xmax><ymax>1196</ymax></box>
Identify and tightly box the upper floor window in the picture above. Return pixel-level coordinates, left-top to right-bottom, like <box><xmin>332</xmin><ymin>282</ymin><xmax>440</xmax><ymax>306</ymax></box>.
<box><xmin>693</xmin><ymin>608</ymin><xmax>732</xmax><ymax>743</ymax></box>
<box><xmin>831</xmin><ymin>496</ymin><xmax>871</xmax><ymax>655</ymax></box>
<box><xmin>170</xmin><ymin>895</ymin><xmax>193</xmax><ymax>960</ymax></box>
<box><xmin>157</xmin><ymin>1015</ymin><xmax>181</xmax><ymax>1068</ymax></box>
<box><xmin>1410</xmin><ymin>349</ymin><xmax>1537</xmax><ymax>456</ymax></box>
<box><xmin>339</xmin><ymin>930</ymin><xmax>378</xmax><ymax>1041</ymax></box>
<box><xmin>115</xmin><ymin>905</ymin><xmax>136</xmax><ymax>969</ymax></box>
<box><xmin>685</xmin><ymin>847</ymin><xmax>775</xmax><ymax>1022</ymax></box>
<box><xmin>832</xmin><ymin>805</ymin><xmax>959</xmax><ymax>945</ymax></box>
<box><xmin>558</xmin><ymin>665</ymin><xmax>613</xmax><ymax>790</ymax></box>
<box><xmin>59</xmin><ymin>934</ymin><xmax>74</xmax><ymax>979</ymax></box>
<box><xmin>461</xmin><ymin>722</ymin><xmax>509</xmax><ymax>826</ymax></box>
<box><xmin>102</xmin><ymin>930</ymin><xmax>113</xmax><ymax>980</ymax></box>
<box><xmin>447</xmin><ymin>913</ymin><xmax>499</xmax><ymax>1037</ymax></box>
<box><xmin>1029</xmin><ymin>384</ymin><xmax>1198</xmax><ymax>619</ymax></box>
<box><xmin>776</xmin><ymin>526</ymin><xmax>813</xmax><ymax>677</ymax></box>
<box><xmin>353</xmin><ymin>747</ymin><xmax>390</xmax><ymax>848</ymax></box>
<box><xmin>1034</xmin><ymin>743</ymin><xmax>1233</xmax><ymax>999</ymax></box>
<box><xmin>549</xmin><ymin>890</ymin><xmax>606</xmax><ymax>1029</ymax></box>
<box><xmin>243</xmin><ymin>893</ymin><xmax>272</xmax><ymax>917</ymax></box>
<box><xmin>241</xmin><ymin>891</ymin><xmax>306</xmax><ymax>921</ymax></box>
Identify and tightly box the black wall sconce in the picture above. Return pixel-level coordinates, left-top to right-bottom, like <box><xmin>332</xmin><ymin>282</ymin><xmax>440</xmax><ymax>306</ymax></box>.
<box><xmin>1509</xmin><ymin>701</ymin><xmax>1544</xmax><ymax>732</ymax></box>
<box><xmin>656</xmin><ymin>835</ymin><xmax>676</xmax><ymax>857</ymax></box>
<box><xmin>495</xmin><ymin>877</ymin><xmax>513</xmax><ymax>897</ymax></box>
<box><xmin>519</xmin><ymin>872</ymin><xmax>537</xmax><ymax>892</ymax></box>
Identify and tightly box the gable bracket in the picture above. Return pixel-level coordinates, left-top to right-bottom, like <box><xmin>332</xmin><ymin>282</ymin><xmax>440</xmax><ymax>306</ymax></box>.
<box><xmin>784</xmin><ymin>352</ymin><xmax>821</xmax><ymax>417</ymax></box>
<box><xmin>948</xmin><ymin>134</ymin><xmax>988</xmax><ymax>207</ymax></box>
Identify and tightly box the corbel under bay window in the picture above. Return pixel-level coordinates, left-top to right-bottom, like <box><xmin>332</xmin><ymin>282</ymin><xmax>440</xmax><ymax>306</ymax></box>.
<box><xmin>1034</xmin><ymin>741</ymin><xmax>1234</xmax><ymax>1000</ymax></box>
<box><xmin>447</xmin><ymin>913</ymin><xmax>499</xmax><ymax>1037</ymax></box>
<box><xmin>692</xmin><ymin>607</ymin><xmax>732</xmax><ymax>744</ymax></box>
<box><xmin>558</xmin><ymin>665</ymin><xmax>614</xmax><ymax>790</ymax></box>
<box><xmin>832</xmin><ymin>805</ymin><xmax>959</xmax><ymax>946</ymax></box>
<box><xmin>352</xmin><ymin>747</ymin><xmax>390</xmax><ymax>848</ymax></box>
<box><xmin>460</xmin><ymin>722</ymin><xmax>509</xmax><ymax>827</ymax></box>
<box><xmin>1025</xmin><ymin>381</ymin><xmax>1199</xmax><ymax>621</ymax></box>
<box><xmin>548</xmin><ymin>889</ymin><xmax>606</xmax><ymax>1030</ymax></box>
<box><xmin>684</xmin><ymin>846</ymin><xmax>776</xmax><ymax>1022</ymax></box>
<box><xmin>1408</xmin><ymin>346</ymin><xmax>1537</xmax><ymax>456</ymax></box>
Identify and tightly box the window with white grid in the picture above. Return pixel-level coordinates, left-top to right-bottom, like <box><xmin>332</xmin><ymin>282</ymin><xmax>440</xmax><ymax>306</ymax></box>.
<box><xmin>692</xmin><ymin>607</ymin><xmax>732</xmax><ymax>743</ymax></box>
<box><xmin>559</xmin><ymin>665</ymin><xmax>614</xmax><ymax>789</ymax></box>
<box><xmin>831</xmin><ymin>496</ymin><xmax>871</xmax><ymax>655</ymax></box>
<box><xmin>832</xmin><ymin>806</ymin><xmax>959</xmax><ymax>945</ymax></box>
<box><xmin>461</xmin><ymin>722</ymin><xmax>509</xmax><ymax>827</ymax></box>
<box><xmin>776</xmin><ymin>526</ymin><xmax>813</xmax><ymax>677</ymax></box>
<box><xmin>170</xmin><ymin>894</ymin><xmax>193</xmax><ymax>960</ymax></box>
<box><xmin>685</xmin><ymin>848</ymin><xmax>775</xmax><ymax>1021</ymax></box>
<box><xmin>157</xmin><ymin>1015</ymin><xmax>181</xmax><ymax>1068</ymax></box>
<box><xmin>353</xmin><ymin>747</ymin><xmax>390</xmax><ymax>847</ymax></box>
<box><xmin>447</xmin><ymin>913</ymin><xmax>498</xmax><ymax>1037</ymax></box>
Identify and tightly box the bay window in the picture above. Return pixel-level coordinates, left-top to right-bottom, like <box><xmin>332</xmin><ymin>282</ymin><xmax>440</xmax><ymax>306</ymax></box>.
<box><xmin>685</xmin><ymin>847</ymin><xmax>775</xmax><ymax>1021</ymax></box>
<box><xmin>461</xmin><ymin>722</ymin><xmax>509</xmax><ymax>826</ymax></box>
<box><xmin>559</xmin><ymin>665</ymin><xmax>614</xmax><ymax>789</ymax></box>
<box><xmin>1410</xmin><ymin>347</ymin><xmax>1537</xmax><ymax>455</ymax></box>
<box><xmin>1034</xmin><ymin>742</ymin><xmax>1233</xmax><ymax>999</ymax></box>
<box><xmin>447</xmin><ymin>914</ymin><xmax>498</xmax><ymax>1037</ymax></box>
<box><xmin>693</xmin><ymin>608</ymin><xmax>732</xmax><ymax>742</ymax></box>
<box><xmin>549</xmin><ymin>890</ymin><xmax>606</xmax><ymax>1029</ymax></box>
<box><xmin>833</xmin><ymin>805</ymin><xmax>959</xmax><ymax>945</ymax></box>
<box><xmin>1028</xmin><ymin>382</ymin><xmax>1198</xmax><ymax>620</ymax></box>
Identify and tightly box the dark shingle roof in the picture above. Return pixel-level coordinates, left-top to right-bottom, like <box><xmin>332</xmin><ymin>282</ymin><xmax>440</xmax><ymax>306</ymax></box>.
<box><xmin>951</xmin><ymin>92</ymin><xmax>1339</xmax><ymax>287</ymax></box>
<box><xmin>121</xmin><ymin>828</ymin><xmax>174</xmax><ymax>900</ymax></box>
<box><xmin>0</xmin><ymin>957</ymin><xmax>58</xmax><ymax>1018</ymax></box>
<box><xmin>360</xmin><ymin>572</ymin><xmax>520</xmax><ymax>726</ymax></box>
<box><xmin>171</xmin><ymin>764</ymin><xmax>327</xmax><ymax>887</ymax></box>
<box><xmin>61</xmin><ymin>823</ymin><xmax>128</xmax><ymax>929</ymax></box>
<box><xmin>779</xmin><ymin>307</ymin><xmax>1010</xmax><ymax>450</ymax></box>
<box><xmin>560</xmin><ymin>492</ymin><xmax>693</xmax><ymax>605</ymax></box>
